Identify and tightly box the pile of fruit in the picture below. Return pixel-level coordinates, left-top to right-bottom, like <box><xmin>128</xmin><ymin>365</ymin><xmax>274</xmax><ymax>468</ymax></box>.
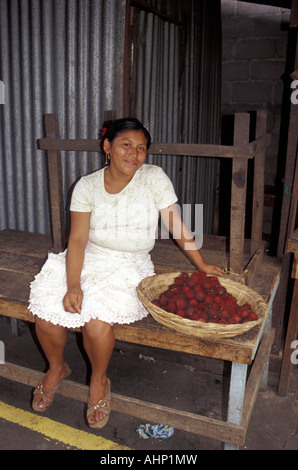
<box><xmin>152</xmin><ymin>271</ymin><xmax>258</xmax><ymax>325</ymax></box>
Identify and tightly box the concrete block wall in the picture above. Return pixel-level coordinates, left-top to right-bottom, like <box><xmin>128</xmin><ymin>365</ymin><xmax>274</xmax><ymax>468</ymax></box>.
<box><xmin>221</xmin><ymin>0</ymin><xmax>291</xmax><ymax>237</ymax></box>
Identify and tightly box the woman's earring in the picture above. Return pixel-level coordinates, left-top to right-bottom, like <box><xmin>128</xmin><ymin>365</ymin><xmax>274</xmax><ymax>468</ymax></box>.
<box><xmin>105</xmin><ymin>153</ymin><xmax>110</xmax><ymax>165</ymax></box>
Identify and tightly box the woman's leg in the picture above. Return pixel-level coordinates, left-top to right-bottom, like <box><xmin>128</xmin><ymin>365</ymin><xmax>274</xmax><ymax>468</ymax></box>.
<box><xmin>82</xmin><ymin>319</ymin><xmax>115</xmax><ymax>425</ymax></box>
<box><xmin>33</xmin><ymin>317</ymin><xmax>68</xmax><ymax>410</ymax></box>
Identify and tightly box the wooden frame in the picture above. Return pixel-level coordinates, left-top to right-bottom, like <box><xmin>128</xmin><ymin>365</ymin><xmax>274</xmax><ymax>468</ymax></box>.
<box><xmin>37</xmin><ymin>111</ymin><xmax>271</xmax><ymax>279</ymax></box>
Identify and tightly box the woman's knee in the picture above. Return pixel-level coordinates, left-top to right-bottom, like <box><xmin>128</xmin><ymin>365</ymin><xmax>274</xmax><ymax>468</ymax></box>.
<box><xmin>35</xmin><ymin>316</ymin><xmax>65</xmax><ymax>335</ymax></box>
<box><xmin>82</xmin><ymin>319</ymin><xmax>114</xmax><ymax>340</ymax></box>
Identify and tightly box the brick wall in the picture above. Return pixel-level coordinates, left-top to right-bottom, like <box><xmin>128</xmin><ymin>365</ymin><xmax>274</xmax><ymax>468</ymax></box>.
<box><xmin>221</xmin><ymin>0</ymin><xmax>291</xmax><ymax>236</ymax></box>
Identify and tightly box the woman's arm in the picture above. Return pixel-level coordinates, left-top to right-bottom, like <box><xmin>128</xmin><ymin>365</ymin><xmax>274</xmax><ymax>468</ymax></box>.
<box><xmin>160</xmin><ymin>203</ymin><xmax>224</xmax><ymax>276</ymax></box>
<box><xmin>63</xmin><ymin>211</ymin><xmax>91</xmax><ymax>313</ymax></box>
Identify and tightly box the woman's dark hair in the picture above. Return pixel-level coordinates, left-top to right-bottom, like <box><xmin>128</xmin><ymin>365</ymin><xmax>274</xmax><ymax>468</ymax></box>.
<box><xmin>99</xmin><ymin>117</ymin><xmax>151</xmax><ymax>152</ymax></box>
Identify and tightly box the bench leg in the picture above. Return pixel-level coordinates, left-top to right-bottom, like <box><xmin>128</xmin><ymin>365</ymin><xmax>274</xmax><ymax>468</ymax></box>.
<box><xmin>10</xmin><ymin>319</ymin><xmax>20</xmax><ymax>337</ymax></box>
<box><xmin>224</xmin><ymin>361</ymin><xmax>248</xmax><ymax>450</ymax></box>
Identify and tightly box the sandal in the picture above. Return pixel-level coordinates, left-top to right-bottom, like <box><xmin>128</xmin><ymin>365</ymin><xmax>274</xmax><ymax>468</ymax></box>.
<box><xmin>32</xmin><ymin>365</ymin><xmax>71</xmax><ymax>413</ymax></box>
<box><xmin>87</xmin><ymin>379</ymin><xmax>111</xmax><ymax>429</ymax></box>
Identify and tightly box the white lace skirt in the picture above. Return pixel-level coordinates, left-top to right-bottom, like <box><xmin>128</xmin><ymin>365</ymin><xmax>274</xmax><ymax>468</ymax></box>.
<box><xmin>28</xmin><ymin>241</ymin><xmax>155</xmax><ymax>329</ymax></box>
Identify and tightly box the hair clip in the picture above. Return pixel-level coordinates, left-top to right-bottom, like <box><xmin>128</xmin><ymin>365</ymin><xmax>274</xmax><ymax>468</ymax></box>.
<box><xmin>102</xmin><ymin>127</ymin><xmax>107</xmax><ymax>137</ymax></box>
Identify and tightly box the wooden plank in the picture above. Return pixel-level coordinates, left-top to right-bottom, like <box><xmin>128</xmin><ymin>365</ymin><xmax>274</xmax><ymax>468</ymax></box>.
<box><xmin>0</xmin><ymin>361</ymin><xmax>246</xmax><ymax>445</ymax></box>
<box><xmin>278</xmin><ymin>276</ymin><xmax>298</xmax><ymax>396</ymax></box>
<box><xmin>44</xmin><ymin>114</ymin><xmax>66</xmax><ymax>253</ymax></box>
<box><xmin>290</xmin><ymin>0</ymin><xmax>298</xmax><ymax>28</ymax></box>
<box><xmin>0</xmin><ymin>293</ymin><xmax>258</xmax><ymax>365</ymax></box>
<box><xmin>250</xmin><ymin>110</ymin><xmax>267</xmax><ymax>256</ymax></box>
<box><xmin>0</xmin><ymin>252</ymin><xmax>47</xmax><ymax>275</ymax></box>
<box><xmin>229</xmin><ymin>113</ymin><xmax>250</xmax><ymax>274</ymax></box>
<box><xmin>291</xmin><ymin>252</ymin><xmax>298</xmax><ymax>279</ymax></box>
<box><xmin>241</xmin><ymin>330</ymin><xmax>275</xmax><ymax>428</ymax></box>
<box><xmin>277</xmin><ymin>38</ymin><xmax>298</xmax><ymax>256</ymax></box>
<box><xmin>114</xmin><ymin>316</ymin><xmax>259</xmax><ymax>364</ymax></box>
<box><xmin>244</xmin><ymin>242</ymin><xmax>265</xmax><ymax>287</ymax></box>
<box><xmin>0</xmin><ymin>230</ymin><xmax>51</xmax><ymax>257</ymax></box>
<box><xmin>0</xmin><ymin>300</ymin><xmax>35</xmax><ymax>322</ymax></box>
<box><xmin>38</xmin><ymin>138</ymin><xmax>254</xmax><ymax>159</ymax></box>
<box><xmin>285</xmin><ymin>148</ymin><xmax>298</xmax><ymax>253</ymax></box>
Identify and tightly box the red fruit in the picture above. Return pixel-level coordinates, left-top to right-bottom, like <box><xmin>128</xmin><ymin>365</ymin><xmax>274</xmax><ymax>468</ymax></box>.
<box><xmin>182</xmin><ymin>285</ymin><xmax>190</xmax><ymax>293</ymax></box>
<box><xmin>192</xmin><ymin>311</ymin><xmax>200</xmax><ymax>321</ymax></box>
<box><xmin>176</xmin><ymin>309</ymin><xmax>185</xmax><ymax>317</ymax></box>
<box><xmin>159</xmin><ymin>294</ymin><xmax>168</xmax><ymax>306</ymax></box>
<box><xmin>199</xmin><ymin>312</ymin><xmax>208</xmax><ymax>322</ymax></box>
<box><xmin>185</xmin><ymin>306</ymin><xmax>194</xmax><ymax>318</ymax></box>
<box><xmin>180</xmin><ymin>273</ymin><xmax>189</xmax><ymax>280</ymax></box>
<box><xmin>209</xmin><ymin>276</ymin><xmax>219</xmax><ymax>286</ymax></box>
<box><xmin>174</xmin><ymin>277</ymin><xmax>184</xmax><ymax>286</ymax></box>
<box><xmin>190</xmin><ymin>272</ymin><xmax>201</xmax><ymax>282</ymax></box>
<box><xmin>213</xmin><ymin>295</ymin><xmax>221</xmax><ymax>304</ymax></box>
<box><xmin>189</xmin><ymin>298</ymin><xmax>198</xmax><ymax>307</ymax></box>
<box><xmin>197</xmin><ymin>271</ymin><xmax>207</xmax><ymax>280</ymax></box>
<box><xmin>204</xmin><ymin>295</ymin><xmax>212</xmax><ymax>305</ymax></box>
<box><xmin>185</xmin><ymin>289</ymin><xmax>194</xmax><ymax>299</ymax></box>
<box><xmin>186</xmin><ymin>277</ymin><xmax>197</xmax><ymax>287</ymax></box>
<box><xmin>233</xmin><ymin>314</ymin><xmax>241</xmax><ymax>323</ymax></box>
<box><xmin>165</xmin><ymin>289</ymin><xmax>174</xmax><ymax>298</ymax></box>
<box><xmin>194</xmin><ymin>289</ymin><xmax>205</xmax><ymax>302</ymax></box>
<box><xmin>176</xmin><ymin>297</ymin><xmax>187</xmax><ymax>310</ymax></box>
<box><xmin>242</xmin><ymin>302</ymin><xmax>252</xmax><ymax>311</ymax></box>
<box><xmin>203</xmin><ymin>281</ymin><xmax>212</xmax><ymax>290</ymax></box>
<box><xmin>169</xmin><ymin>285</ymin><xmax>181</xmax><ymax>295</ymax></box>
<box><xmin>239</xmin><ymin>308</ymin><xmax>249</xmax><ymax>318</ymax></box>
<box><xmin>248</xmin><ymin>312</ymin><xmax>258</xmax><ymax>321</ymax></box>
<box><xmin>166</xmin><ymin>301</ymin><xmax>176</xmax><ymax>313</ymax></box>
<box><xmin>220</xmin><ymin>309</ymin><xmax>229</xmax><ymax>320</ymax></box>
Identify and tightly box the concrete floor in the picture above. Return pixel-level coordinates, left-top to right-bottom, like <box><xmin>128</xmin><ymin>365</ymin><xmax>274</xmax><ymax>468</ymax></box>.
<box><xmin>0</xmin><ymin>316</ymin><xmax>297</xmax><ymax>451</ymax></box>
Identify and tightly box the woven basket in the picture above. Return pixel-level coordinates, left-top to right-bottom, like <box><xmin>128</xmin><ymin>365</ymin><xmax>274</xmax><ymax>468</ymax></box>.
<box><xmin>137</xmin><ymin>272</ymin><xmax>268</xmax><ymax>339</ymax></box>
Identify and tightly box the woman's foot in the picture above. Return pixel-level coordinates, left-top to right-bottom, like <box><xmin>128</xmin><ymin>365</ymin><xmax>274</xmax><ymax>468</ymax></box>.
<box><xmin>87</xmin><ymin>377</ymin><xmax>111</xmax><ymax>428</ymax></box>
<box><xmin>32</xmin><ymin>362</ymin><xmax>71</xmax><ymax>412</ymax></box>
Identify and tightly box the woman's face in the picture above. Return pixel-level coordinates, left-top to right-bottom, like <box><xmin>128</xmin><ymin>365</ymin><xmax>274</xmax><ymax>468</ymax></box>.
<box><xmin>103</xmin><ymin>129</ymin><xmax>148</xmax><ymax>178</ymax></box>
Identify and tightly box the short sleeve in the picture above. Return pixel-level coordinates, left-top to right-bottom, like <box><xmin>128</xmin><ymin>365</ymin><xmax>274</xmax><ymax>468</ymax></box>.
<box><xmin>152</xmin><ymin>166</ymin><xmax>178</xmax><ymax>210</ymax></box>
<box><xmin>70</xmin><ymin>177</ymin><xmax>92</xmax><ymax>212</ymax></box>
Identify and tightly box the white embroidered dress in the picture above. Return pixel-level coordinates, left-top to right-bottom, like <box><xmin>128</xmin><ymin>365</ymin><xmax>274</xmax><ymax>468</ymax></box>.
<box><xmin>28</xmin><ymin>164</ymin><xmax>178</xmax><ymax>328</ymax></box>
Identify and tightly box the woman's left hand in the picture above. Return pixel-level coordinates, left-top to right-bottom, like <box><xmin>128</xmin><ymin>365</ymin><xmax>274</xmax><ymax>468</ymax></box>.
<box><xmin>200</xmin><ymin>263</ymin><xmax>224</xmax><ymax>277</ymax></box>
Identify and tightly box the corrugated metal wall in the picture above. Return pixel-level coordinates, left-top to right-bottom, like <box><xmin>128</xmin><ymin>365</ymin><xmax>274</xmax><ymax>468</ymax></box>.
<box><xmin>0</xmin><ymin>0</ymin><xmax>221</xmax><ymax>236</ymax></box>
<box><xmin>0</xmin><ymin>0</ymin><xmax>125</xmax><ymax>234</ymax></box>
<box><xmin>131</xmin><ymin>0</ymin><xmax>222</xmax><ymax>233</ymax></box>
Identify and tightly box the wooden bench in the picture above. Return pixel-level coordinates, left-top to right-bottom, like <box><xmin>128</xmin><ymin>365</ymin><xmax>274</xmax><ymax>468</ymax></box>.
<box><xmin>0</xmin><ymin>112</ymin><xmax>281</xmax><ymax>449</ymax></box>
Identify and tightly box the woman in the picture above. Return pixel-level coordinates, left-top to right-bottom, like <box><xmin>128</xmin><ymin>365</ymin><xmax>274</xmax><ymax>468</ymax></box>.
<box><xmin>29</xmin><ymin>118</ymin><xmax>223</xmax><ymax>428</ymax></box>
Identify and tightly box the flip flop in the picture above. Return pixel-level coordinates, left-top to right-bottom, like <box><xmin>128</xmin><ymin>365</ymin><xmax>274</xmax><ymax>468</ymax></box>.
<box><xmin>87</xmin><ymin>379</ymin><xmax>111</xmax><ymax>429</ymax></box>
<box><xmin>32</xmin><ymin>365</ymin><xmax>71</xmax><ymax>412</ymax></box>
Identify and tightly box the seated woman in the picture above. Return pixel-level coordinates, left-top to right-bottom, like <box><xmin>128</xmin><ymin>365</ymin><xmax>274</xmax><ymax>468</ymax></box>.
<box><xmin>29</xmin><ymin>117</ymin><xmax>223</xmax><ymax>429</ymax></box>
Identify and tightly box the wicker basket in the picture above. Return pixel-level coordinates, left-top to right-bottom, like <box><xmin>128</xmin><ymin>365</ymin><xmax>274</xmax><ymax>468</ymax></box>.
<box><xmin>137</xmin><ymin>272</ymin><xmax>268</xmax><ymax>339</ymax></box>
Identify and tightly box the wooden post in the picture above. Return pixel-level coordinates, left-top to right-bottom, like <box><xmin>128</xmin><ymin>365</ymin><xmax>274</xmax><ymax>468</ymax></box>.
<box><xmin>250</xmin><ymin>110</ymin><xmax>267</xmax><ymax>256</ymax></box>
<box><xmin>229</xmin><ymin>113</ymin><xmax>250</xmax><ymax>274</ymax></box>
<box><xmin>278</xmin><ymin>253</ymin><xmax>298</xmax><ymax>396</ymax></box>
<box><xmin>44</xmin><ymin>114</ymin><xmax>66</xmax><ymax>253</ymax></box>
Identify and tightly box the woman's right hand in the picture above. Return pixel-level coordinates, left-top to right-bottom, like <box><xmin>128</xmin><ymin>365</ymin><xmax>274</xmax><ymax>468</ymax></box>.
<box><xmin>63</xmin><ymin>286</ymin><xmax>83</xmax><ymax>314</ymax></box>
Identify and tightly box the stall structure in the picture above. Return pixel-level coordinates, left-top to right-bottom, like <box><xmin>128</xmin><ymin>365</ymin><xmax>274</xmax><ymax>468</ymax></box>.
<box><xmin>0</xmin><ymin>111</ymin><xmax>281</xmax><ymax>449</ymax></box>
